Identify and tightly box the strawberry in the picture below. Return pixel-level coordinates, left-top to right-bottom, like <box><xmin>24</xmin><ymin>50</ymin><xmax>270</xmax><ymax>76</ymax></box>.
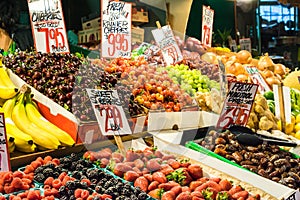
<box><xmin>123</xmin><ymin>171</ymin><xmax>139</xmax><ymax>182</ymax></box>
<box><xmin>11</xmin><ymin>177</ymin><xmax>23</xmax><ymax>189</ymax></box>
<box><xmin>81</xmin><ymin>189</ymin><xmax>90</xmax><ymax>199</ymax></box>
<box><xmin>112</xmin><ymin>152</ymin><xmax>124</xmax><ymax>162</ymax></box>
<box><xmin>44</xmin><ymin>177</ymin><xmax>54</xmax><ymax>186</ymax></box>
<box><xmin>152</xmin><ymin>171</ymin><xmax>167</xmax><ymax>183</ymax></box>
<box><xmin>27</xmin><ymin>190</ymin><xmax>40</xmax><ymax>200</ymax></box>
<box><xmin>134</xmin><ymin>176</ymin><xmax>149</xmax><ymax>192</ymax></box>
<box><xmin>126</xmin><ymin>149</ymin><xmax>140</xmax><ymax>162</ymax></box>
<box><xmin>75</xmin><ymin>188</ymin><xmax>83</xmax><ymax>198</ymax></box>
<box><xmin>146</xmin><ymin>159</ymin><xmax>161</xmax><ymax>172</ymax></box>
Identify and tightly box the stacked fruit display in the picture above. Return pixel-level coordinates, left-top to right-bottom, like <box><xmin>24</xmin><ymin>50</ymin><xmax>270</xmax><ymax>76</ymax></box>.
<box><xmin>82</xmin><ymin>147</ymin><xmax>262</xmax><ymax>200</ymax></box>
<box><xmin>197</xmin><ymin>129</ymin><xmax>300</xmax><ymax>190</ymax></box>
<box><xmin>0</xmin><ymin>68</ymin><xmax>75</xmax><ymax>153</ymax></box>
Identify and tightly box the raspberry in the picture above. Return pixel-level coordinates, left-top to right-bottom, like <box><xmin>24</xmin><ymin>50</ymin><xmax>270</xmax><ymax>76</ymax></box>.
<box><xmin>81</xmin><ymin>189</ymin><xmax>89</xmax><ymax>199</ymax></box>
<box><xmin>81</xmin><ymin>178</ymin><xmax>91</xmax><ymax>186</ymax></box>
<box><xmin>52</xmin><ymin>179</ymin><xmax>62</xmax><ymax>189</ymax></box>
<box><xmin>11</xmin><ymin>177</ymin><xmax>23</xmax><ymax>189</ymax></box>
<box><xmin>12</xmin><ymin>171</ymin><xmax>23</xmax><ymax>178</ymax></box>
<box><xmin>74</xmin><ymin>188</ymin><xmax>83</xmax><ymax>198</ymax></box>
<box><xmin>58</xmin><ymin>172</ymin><xmax>67</xmax><ymax>181</ymax></box>
<box><xmin>27</xmin><ymin>190</ymin><xmax>40</xmax><ymax>200</ymax></box>
<box><xmin>44</xmin><ymin>177</ymin><xmax>54</xmax><ymax>186</ymax></box>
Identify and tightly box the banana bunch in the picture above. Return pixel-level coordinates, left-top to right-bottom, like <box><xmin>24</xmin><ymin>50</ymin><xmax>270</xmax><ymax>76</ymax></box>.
<box><xmin>0</xmin><ymin>67</ymin><xmax>18</xmax><ymax>99</ymax></box>
<box><xmin>1</xmin><ymin>96</ymin><xmax>37</xmax><ymax>153</ymax></box>
<box><xmin>24</xmin><ymin>92</ymin><xmax>75</xmax><ymax>147</ymax></box>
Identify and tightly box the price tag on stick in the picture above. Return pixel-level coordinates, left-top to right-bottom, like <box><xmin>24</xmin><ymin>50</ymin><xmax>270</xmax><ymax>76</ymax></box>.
<box><xmin>201</xmin><ymin>6</ymin><xmax>214</xmax><ymax>47</ymax></box>
<box><xmin>86</xmin><ymin>89</ymin><xmax>132</xmax><ymax>155</ymax></box>
<box><xmin>216</xmin><ymin>82</ymin><xmax>258</xmax><ymax>130</ymax></box>
<box><xmin>151</xmin><ymin>23</ymin><xmax>183</xmax><ymax>66</ymax></box>
<box><xmin>101</xmin><ymin>0</ymin><xmax>132</xmax><ymax>58</ymax></box>
<box><xmin>27</xmin><ymin>0</ymin><xmax>69</xmax><ymax>53</ymax></box>
<box><xmin>0</xmin><ymin>112</ymin><xmax>11</xmax><ymax>172</ymax></box>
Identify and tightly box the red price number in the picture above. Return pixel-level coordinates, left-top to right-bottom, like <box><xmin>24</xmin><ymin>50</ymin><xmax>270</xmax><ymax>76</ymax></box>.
<box><xmin>217</xmin><ymin>106</ymin><xmax>250</xmax><ymax>129</ymax></box>
<box><xmin>203</xmin><ymin>25</ymin><xmax>211</xmax><ymax>46</ymax></box>
<box><xmin>165</xmin><ymin>45</ymin><xmax>178</xmax><ymax>63</ymax></box>
<box><xmin>108</xmin><ymin>33</ymin><xmax>129</xmax><ymax>56</ymax></box>
<box><xmin>38</xmin><ymin>28</ymin><xmax>65</xmax><ymax>52</ymax></box>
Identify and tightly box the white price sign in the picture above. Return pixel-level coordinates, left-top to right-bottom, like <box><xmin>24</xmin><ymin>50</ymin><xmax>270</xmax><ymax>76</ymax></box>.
<box><xmin>216</xmin><ymin>82</ymin><xmax>258</xmax><ymax>129</ymax></box>
<box><xmin>86</xmin><ymin>89</ymin><xmax>132</xmax><ymax>136</ymax></box>
<box><xmin>151</xmin><ymin>25</ymin><xmax>183</xmax><ymax>66</ymax></box>
<box><xmin>101</xmin><ymin>0</ymin><xmax>132</xmax><ymax>58</ymax></box>
<box><xmin>0</xmin><ymin>113</ymin><xmax>10</xmax><ymax>172</ymax></box>
<box><xmin>244</xmin><ymin>66</ymin><xmax>271</xmax><ymax>94</ymax></box>
<box><xmin>27</xmin><ymin>0</ymin><xmax>69</xmax><ymax>53</ymax></box>
<box><xmin>201</xmin><ymin>6</ymin><xmax>214</xmax><ymax>47</ymax></box>
<box><xmin>239</xmin><ymin>38</ymin><xmax>252</xmax><ymax>52</ymax></box>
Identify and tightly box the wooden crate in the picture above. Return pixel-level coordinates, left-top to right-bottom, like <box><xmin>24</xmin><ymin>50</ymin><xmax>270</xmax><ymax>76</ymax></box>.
<box><xmin>0</xmin><ymin>28</ymin><xmax>12</xmax><ymax>51</ymax></box>
<box><xmin>78</xmin><ymin>28</ymin><xmax>101</xmax><ymax>44</ymax></box>
<box><xmin>132</xmin><ymin>11</ymin><xmax>149</xmax><ymax>23</ymax></box>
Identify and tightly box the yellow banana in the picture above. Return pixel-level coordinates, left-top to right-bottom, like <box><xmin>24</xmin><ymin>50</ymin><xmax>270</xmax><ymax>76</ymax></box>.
<box><xmin>11</xmin><ymin>93</ymin><xmax>61</xmax><ymax>150</ymax></box>
<box><xmin>2</xmin><ymin>94</ymin><xmax>19</xmax><ymax>118</ymax></box>
<box><xmin>25</xmin><ymin>95</ymin><xmax>75</xmax><ymax>147</ymax></box>
<box><xmin>0</xmin><ymin>67</ymin><xmax>17</xmax><ymax>88</ymax></box>
<box><xmin>6</xmin><ymin>134</ymin><xmax>15</xmax><ymax>153</ymax></box>
<box><xmin>5</xmin><ymin>119</ymin><xmax>34</xmax><ymax>145</ymax></box>
<box><xmin>0</xmin><ymin>86</ymin><xmax>18</xmax><ymax>99</ymax></box>
<box><xmin>15</xmin><ymin>143</ymin><xmax>37</xmax><ymax>153</ymax></box>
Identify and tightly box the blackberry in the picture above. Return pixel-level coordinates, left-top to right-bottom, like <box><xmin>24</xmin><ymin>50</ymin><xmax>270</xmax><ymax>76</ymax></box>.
<box><xmin>43</xmin><ymin>168</ymin><xmax>54</xmax><ymax>177</ymax></box>
<box><xmin>73</xmin><ymin>180</ymin><xmax>81</xmax><ymax>188</ymax></box>
<box><xmin>93</xmin><ymin>197</ymin><xmax>101</xmax><ymax>200</ymax></box>
<box><xmin>98</xmin><ymin>171</ymin><xmax>105</xmax><ymax>179</ymax></box>
<box><xmin>90</xmin><ymin>183</ymin><xmax>96</xmax><ymax>189</ymax></box>
<box><xmin>138</xmin><ymin>192</ymin><xmax>147</xmax><ymax>200</ymax></box>
<box><xmin>124</xmin><ymin>183</ymin><xmax>131</xmax><ymax>190</ymax></box>
<box><xmin>45</xmin><ymin>163</ymin><xmax>55</xmax><ymax>169</ymax></box>
<box><xmin>87</xmin><ymin>169</ymin><xmax>98</xmax><ymax>179</ymax></box>
<box><xmin>58</xmin><ymin>185</ymin><xmax>67</xmax><ymax>195</ymax></box>
<box><xmin>80</xmin><ymin>175</ymin><xmax>87</xmax><ymax>180</ymax></box>
<box><xmin>116</xmin><ymin>195</ymin><xmax>126</xmax><ymax>200</ymax></box>
<box><xmin>67</xmin><ymin>189</ymin><xmax>74</xmax><ymax>196</ymax></box>
<box><xmin>121</xmin><ymin>188</ymin><xmax>131</xmax><ymax>196</ymax></box>
<box><xmin>130</xmin><ymin>195</ymin><xmax>139</xmax><ymax>200</ymax></box>
<box><xmin>59</xmin><ymin>195</ymin><xmax>69</xmax><ymax>200</ymax></box>
<box><xmin>69</xmin><ymin>195</ymin><xmax>76</xmax><ymax>200</ymax></box>
<box><xmin>80</xmin><ymin>181</ymin><xmax>88</xmax><ymax>189</ymax></box>
<box><xmin>34</xmin><ymin>173</ymin><xmax>45</xmax><ymax>183</ymax></box>
<box><xmin>95</xmin><ymin>185</ymin><xmax>104</xmax><ymax>193</ymax></box>
<box><xmin>71</xmin><ymin>171</ymin><xmax>81</xmax><ymax>179</ymax></box>
<box><xmin>34</xmin><ymin>166</ymin><xmax>44</xmax><ymax>174</ymax></box>
<box><xmin>53</xmin><ymin>171</ymin><xmax>60</xmax><ymax>178</ymax></box>
<box><xmin>65</xmin><ymin>181</ymin><xmax>76</xmax><ymax>190</ymax></box>
<box><xmin>91</xmin><ymin>179</ymin><xmax>98</xmax><ymax>184</ymax></box>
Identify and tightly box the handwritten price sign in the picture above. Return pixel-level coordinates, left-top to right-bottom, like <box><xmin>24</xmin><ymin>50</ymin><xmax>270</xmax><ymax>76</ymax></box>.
<box><xmin>151</xmin><ymin>25</ymin><xmax>183</xmax><ymax>66</ymax></box>
<box><xmin>101</xmin><ymin>0</ymin><xmax>131</xmax><ymax>58</ymax></box>
<box><xmin>28</xmin><ymin>0</ymin><xmax>69</xmax><ymax>53</ymax></box>
<box><xmin>216</xmin><ymin>82</ymin><xmax>258</xmax><ymax>129</ymax></box>
<box><xmin>0</xmin><ymin>113</ymin><xmax>10</xmax><ymax>172</ymax></box>
<box><xmin>245</xmin><ymin>66</ymin><xmax>271</xmax><ymax>94</ymax></box>
<box><xmin>202</xmin><ymin>6</ymin><xmax>214</xmax><ymax>47</ymax></box>
<box><xmin>86</xmin><ymin>89</ymin><xmax>132</xmax><ymax>136</ymax></box>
